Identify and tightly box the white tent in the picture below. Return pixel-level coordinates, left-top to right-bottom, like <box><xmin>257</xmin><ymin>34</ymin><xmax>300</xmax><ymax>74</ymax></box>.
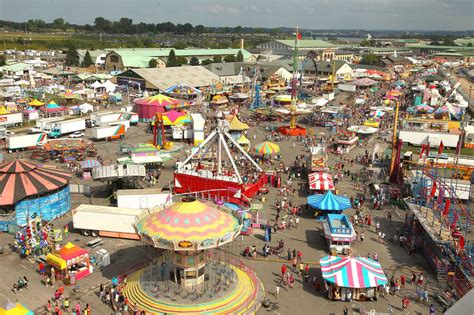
<box><xmin>102</xmin><ymin>80</ymin><xmax>117</xmax><ymax>93</ymax></box>
<box><xmin>90</xmin><ymin>81</ymin><xmax>102</xmax><ymax>89</ymax></box>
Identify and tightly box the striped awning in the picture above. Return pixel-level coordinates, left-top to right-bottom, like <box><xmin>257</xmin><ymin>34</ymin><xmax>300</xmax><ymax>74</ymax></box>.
<box><xmin>307</xmin><ymin>190</ymin><xmax>351</xmax><ymax>211</ymax></box>
<box><xmin>308</xmin><ymin>172</ymin><xmax>334</xmax><ymax>190</ymax></box>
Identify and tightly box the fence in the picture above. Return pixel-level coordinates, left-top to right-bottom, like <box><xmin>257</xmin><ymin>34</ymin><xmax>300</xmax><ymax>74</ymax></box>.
<box><xmin>69</xmin><ymin>184</ymin><xmax>91</xmax><ymax>196</ymax></box>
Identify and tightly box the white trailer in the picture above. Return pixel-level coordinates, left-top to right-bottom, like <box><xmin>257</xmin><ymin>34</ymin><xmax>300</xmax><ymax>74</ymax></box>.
<box><xmin>48</xmin><ymin>118</ymin><xmax>86</xmax><ymax>138</ymax></box>
<box><xmin>108</xmin><ymin>120</ymin><xmax>130</xmax><ymax>131</ymax></box>
<box><xmin>35</xmin><ymin>117</ymin><xmax>64</xmax><ymax>131</ymax></box>
<box><xmin>91</xmin><ymin>111</ymin><xmax>122</xmax><ymax>126</ymax></box>
<box><xmin>120</xmin><ymin>111</ymin><xmax>139</xmax><ymax>125</ymax></box>
<box><xmin>6</xmin><ymin>133</ymin><xmax>47</xmax><ymax>152</ymax></box>
<box><xmin>398</xmin><ymin>130</ymin><xmax>460</xmax><ymax>148</ymax></box>
<box><xmin>72</xmin><ymin>204</ymin><xmax>144</xmax><ymax>240</ymax></box>
<box><xmin>92</xmin><ymin>124</ymin><xmax>126</xmax><ymax>141</ymax></box>
<box><xmin>0</xmin><ymin>112</ymin><xmax>23</xmax><ymax>127</ymax></box>
<box><xmin>116</xmin><ymin>189</ymin><xmax>172</xmax><ymax>210</ymax></box>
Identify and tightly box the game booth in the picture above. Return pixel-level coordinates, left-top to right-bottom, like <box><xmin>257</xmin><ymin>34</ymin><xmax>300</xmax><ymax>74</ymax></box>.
<box><xmin>321</xmin><ymin>214</ymin><xmax>357</xmax><ymax>255</ymax></box>
<box><xmin>46</xmin><ymin>242</ymin><xmax>92</xmax><ymax>284</ymax></box>
<box><xmin>320</xmin><ymin>256</ymin><xmax>388</xmax><ymax>302</ymax></box>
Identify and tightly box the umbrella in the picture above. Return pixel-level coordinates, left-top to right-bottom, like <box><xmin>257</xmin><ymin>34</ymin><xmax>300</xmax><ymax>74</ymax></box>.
<box><xmin>252</xmin><ymin>141</ymin><xmax>280</xmax><ymax>155</ymax></box>
<box><xmin>416</xmin><ymin>104</ymin><xmax>434</xmax><ymax>112</ymax></box>
<box><xmin>307</xmin><ymin>190</ymin><xmax>351</xmax><ymax>211</ymax></box>
<box><xmin>27</xmin><ymin>99</ymin><xmax>44</xmax><ymax>107</ymax></box>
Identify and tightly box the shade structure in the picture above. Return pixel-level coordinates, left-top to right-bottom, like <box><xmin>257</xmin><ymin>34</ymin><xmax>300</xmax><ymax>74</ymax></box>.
<box><xmin>60</xmin><ymin>91</ymin><xmax>81</xmax><ymax>99</ymax></box>
<box><xmin>135</xmin><ymin>94</ymin><xmax>185</xmax><ymax>120</ymax></box>
<box><xmin>320</xmin><ymin>256</ymin><xmax>388</xmax><ymax>289</ymax></box>
<box><xmin>0</xmin><ymin>302</ymin><xmax>34</xmax><ymax>315</ymax></box>
<box><xmin>416</xmin><ymin>104</ymin><xmax>434</xmax><ymax>112</ymax></box>
<box><xmin>27</xmin><ymin>99</ymin><xmax>44</xmax><ymax>107</ymax></box>
<box><xmin>136</xmin><ymin>197</ymin><xmax>241</xmax><ymax>251</ymax></box>
<box><xmin>227</xmin><ymin>115</ymin><xmax>249</xmax><ymax>131</ymax></box>
<box><xmin>80</xmin><ymin>159</ymin><xmax>101</xmax><ymax>170</ymax></box>
<box><xmin>0</xmin><ymin>106</ymin><xmax>10</xmax><ymax>114</ymax></box>
<box><xmin>252</xmin><ymin>141</ymin><xmax>280</xmax><ymax>155</ymax></box>
<box><xmin>0</xmin><ymin>160</ymin><xmax>71</xmax><ymax>206</ymax></box>
<box><xmin>353</xmin><ymin>78</ymin><xmax>377</xmax><ymax>87</ymax></box>
<box><xmin>161</xmin><ymin>110</ymin><xmax>190</xmax><ymax>126</ymax></box>
<box><xmin>307</xmin><ymin>190</ymin><xmax>351</xmax><ymax>211</ymax></box>
<box><xmin>308</xmin><ymin>172</ymin><xmax>334</xmax><ymax>191</ymax></box>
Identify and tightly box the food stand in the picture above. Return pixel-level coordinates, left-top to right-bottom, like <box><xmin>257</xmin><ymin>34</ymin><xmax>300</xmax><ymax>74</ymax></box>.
<box><xmin>320</xmin><ymin>256</ymin><xmax>388</xmax><ymax>302</ymax></box>
<box><xmin>321</xmin><ymin>214</ymin><xmax>357</xmax><ymax>255</ymax></box>
<box><xmin>336</xmin><ymin>132</ymin><xmax>359</xmax><ymax>155</ymax></box>
<box><xmin>46</xmin><ymin>242</ymin><xmax>91</xmax><ymax>284</ymax></box>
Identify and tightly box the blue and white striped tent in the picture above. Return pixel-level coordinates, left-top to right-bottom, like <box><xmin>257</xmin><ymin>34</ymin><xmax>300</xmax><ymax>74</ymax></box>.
<box><xmin>307</xmin><ymin>190</ymin><xmax>351</xmax><ymax>211</ymax></box>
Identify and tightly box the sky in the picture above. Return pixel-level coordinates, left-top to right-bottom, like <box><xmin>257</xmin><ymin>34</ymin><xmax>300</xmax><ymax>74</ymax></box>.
<box><xmin>0</xmin><ymin>0</ymin><xmax>473</xmax><ymax>31</ymax></box>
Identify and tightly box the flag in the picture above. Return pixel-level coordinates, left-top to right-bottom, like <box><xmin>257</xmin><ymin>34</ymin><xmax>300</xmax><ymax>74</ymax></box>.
<box><xmin>455</xmin><ymin>138</ymin><xmax>461</xmax><ymax>155</ymax></box>
<box><xmin>430</xmin><ymin>182</ymin><xmax>437</xmax><ymax>197</ymax></box>
<box><xmin>438</xmin><ymin>141</ymin><xmax>444</xmax><ymax>155</ymax></box>
<box><xmin>419</xmin><ymin>144</ymin><xmax>426</xmax><ymax>159</ymax></box>
<box><xmin>442</xmin><ymin>198</ymin><xmax>451</xmax><ymax>216</ymax></box>
<box><xmin>297</xmin><ymin>32</ymin><xmax>302</xmax><ymax>40</ymax></box>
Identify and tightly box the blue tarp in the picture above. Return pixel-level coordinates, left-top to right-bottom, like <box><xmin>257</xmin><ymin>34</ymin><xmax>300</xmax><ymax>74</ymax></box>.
<box><xmin>307</xmin><ymin>190</ymin><xmax>351</xmax><ymax>211</ymax></box>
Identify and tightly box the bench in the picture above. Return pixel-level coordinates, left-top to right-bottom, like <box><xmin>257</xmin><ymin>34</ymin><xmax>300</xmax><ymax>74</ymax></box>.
<box><xmin>86</xmin><ymin>238</ymin><xmax>103</xmax><ymax>248</ymax></box>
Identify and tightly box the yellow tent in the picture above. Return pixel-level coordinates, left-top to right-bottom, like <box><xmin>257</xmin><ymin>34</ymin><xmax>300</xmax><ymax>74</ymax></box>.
<box><xmin>27</xmin><ymin>99</ymin><xmax>44</xmax><ymax>107</ymax></box>
<box><xmin>226</xmin><ymin>115</ymin><xmax>249</xmax><ymax>131</ymax></box>
<box><xmin>0</xmin><ymin>107</ymin><xmax>10</xmax><ymax>115</ymax></box>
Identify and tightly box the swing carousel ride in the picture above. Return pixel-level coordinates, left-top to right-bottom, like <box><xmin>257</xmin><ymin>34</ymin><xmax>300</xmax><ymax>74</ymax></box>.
<box><xmin>277</xmin><ymin>27</ymin><xmax>309</xmax><ymax>136</ymax></box>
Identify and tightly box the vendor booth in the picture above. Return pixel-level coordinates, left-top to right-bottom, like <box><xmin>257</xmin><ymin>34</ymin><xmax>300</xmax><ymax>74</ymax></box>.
<box><xmin>46</xmin><ymin>242</ymin><xmax>91</xmax><ymax>284</ymax></box>
<box><xmin>336</xmin><ymin>132</ymin><xmax>359</xmax><ymax>155</ymax></box>
<box><xmin>321</xmin><ymin>214</ymin><xmax>356</xmax><ymax>255</ymax></box>
<box><xmin>308</xmin><ymin>172</ymin><xmax>334</xmax><ymax>192</ymax></box>
<box><xmin>320</xmin><ymin>255</ymin><xmax>388</xmax><ymax>301</ymax></box>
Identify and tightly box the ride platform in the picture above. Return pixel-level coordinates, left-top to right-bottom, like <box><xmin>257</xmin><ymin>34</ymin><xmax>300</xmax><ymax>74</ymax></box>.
<box><xmin>278</xmin><ymin>125</ymin><xmax>307</xmax><ymax>136</ymax></box>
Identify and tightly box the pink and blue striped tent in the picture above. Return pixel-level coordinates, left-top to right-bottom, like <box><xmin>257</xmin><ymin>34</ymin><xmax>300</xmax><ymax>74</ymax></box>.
<box><xmin>320</xmin><ymin>256</ymin><xmax>388</xmax><ymax>288</ymax></box>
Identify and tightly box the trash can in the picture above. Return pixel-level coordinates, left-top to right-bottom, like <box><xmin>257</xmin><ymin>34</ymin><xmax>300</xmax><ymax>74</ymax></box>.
<box><xmin>95</xmin><ymin>249</ymin><xmax>110</xmax><ymax>267</ymax></box>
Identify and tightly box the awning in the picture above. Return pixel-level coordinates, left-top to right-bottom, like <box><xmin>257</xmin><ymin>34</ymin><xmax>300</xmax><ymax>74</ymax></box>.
<box><xmin>307</xmin><ymin>190</ymin><xmax>351</xmax><ymax>211</ymax></box>
<box><xmin>46</xmin><ymin>253</ymin><xmax>67</xmax><ymax>270</ymax></box>
<box><xmin>308</xmin><ymin>172</ymin><xmax>334</xmax><ymax>190</ymax></box>
<box><xmin>320</xmin><ymin>256</ymin><xmax>388</xmax><ymax>288</ymax></box>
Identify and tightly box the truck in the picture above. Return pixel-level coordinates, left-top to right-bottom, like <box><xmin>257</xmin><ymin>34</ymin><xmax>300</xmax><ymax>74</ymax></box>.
<box><xmin>90</xmin><ymin>111</ymin><xmax>122</xmax><ymax>126</ymax></box>
<box><xmin>116</xmin><ymin>189</ymin><xmax>172</xmax><ymax>210</ymax></box>
<box><xmin>6</xmin><ymin>133</ymin><xmax>47</xmax><ymax>153</ymax></box>
<box><xmin>72</xmin><ymin>204</ymin><xmax>144</xmax><ymax>240</ymax></box>
<box><xmin>0</xmin><ymin>112</ymin><xmax>23</xmax><ymax>127</ymax></box>
<box><xmin>47</xmin><ymin>118</ymin><xmax>86</xmax><ymax>138</ymax></box>
<box><xmin>120</xmin><ymin>111</ymin><xmax>139</xmax><ymax>125</ymax></box>
<box><xmin>35</xmin><ymin>117</ymin><xmax>64</xmax><ymax>131</ymax></box>
<box><xmin>92</xmin><ymin>124</ymin><xmax>126</xmax><ymax>141</ymax></box>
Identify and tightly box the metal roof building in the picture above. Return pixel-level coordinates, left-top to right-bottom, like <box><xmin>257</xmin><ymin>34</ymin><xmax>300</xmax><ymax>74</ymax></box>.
<box><xmin>115</xmin><ymin>66</ymin><xmax>219</xmax><ymax>90</ymax></box>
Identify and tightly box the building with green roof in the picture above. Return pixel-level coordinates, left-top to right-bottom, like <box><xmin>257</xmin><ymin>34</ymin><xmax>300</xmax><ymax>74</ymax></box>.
<box><xmin>104</xmin><ymin>48</ymin><xmax>255</xmax><ymax>71</ymax></box>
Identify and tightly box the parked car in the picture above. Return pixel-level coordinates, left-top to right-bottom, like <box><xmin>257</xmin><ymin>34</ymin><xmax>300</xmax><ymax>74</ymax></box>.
<box><xmin>69</xmin><ymin>131</ymin><xmax>84</xmax><ymax>138</ymax></box>
<box><xmin>29</xmin><ymin>127</ymin><xmax>42</xmax><ymax>134</ymax></box>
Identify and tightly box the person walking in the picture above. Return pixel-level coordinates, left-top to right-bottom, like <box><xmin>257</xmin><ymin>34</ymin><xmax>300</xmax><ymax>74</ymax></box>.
<box><xmin>402</xmin><ymin>296</ymin><xmax>410</xmax><ymax>310</ymax></box>
<box><xmin>275</xmin><ymin>284</ymin><xmax>280</xmax><ymax>297</ymax></box>
<box><xmin>429</xmin><ymin>303</ymin><xmax>435</xmax><ymax>315</ymax></box>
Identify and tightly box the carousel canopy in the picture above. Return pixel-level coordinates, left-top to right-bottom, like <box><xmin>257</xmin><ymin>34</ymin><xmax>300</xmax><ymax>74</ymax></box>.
<box><xmin>136</xmin><ymin>197</ymin><xmax>241</xmax><ymax>251</ymax></box>
<box><xmin>252</xmin><ymin>141</ymin><xmax>280</xmax><ymax>155</ymax></box>
<box><xmin>0</xmin><ymin>302</ymin><xmax>34</xmax><ymax>315</ymax></box>
<box><xmin>320</xmin><ymin>256</ymin><xmax>388</xmax><ymax>289</ymax></box>
<box><xmin>308</xmin><ymin>172</ymin><xmax>335</xmax><ymax>191</ymax></box>
<box><xmin>307</xmin><ymin>190</ymin><xmax>351</xmax><ymax>211</ymax></box>
<box><xmin>135</xmin><ymin>94</ymin><xmax>183</xmax><ymax>107</ymax></box>
<box><xmin>353</xmin><ymin>78</ymin><xmax>377</xmax><ymax>87</ymax></box>
<box><xmin>0</xmin><ymin>160</ymin><xmax>71</xmax><ymax>206</ymax></box>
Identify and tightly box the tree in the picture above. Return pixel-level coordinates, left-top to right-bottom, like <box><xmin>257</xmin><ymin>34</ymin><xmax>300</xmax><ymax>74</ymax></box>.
<box><xmin>361</xmin><ymin>54</ymin><xmax>382</xmax><ymax>65</ymax></box>
<box><xmin>468</xmin><ymin>43</ymin><xmax>473</xmax><ymax>47</ymax></box>
<box><xmin>65</xmin><ymin>44</ymin><xmax>79</xmax><ymax>66</ymax></box>
<box><xmin>213</xmin><ymin>55</ymin><xmax>222</xmax><ymax>63</ymax></box>
<box><xmin>236</xmin><ymin>50</ymin><xmax>244</xmax><ymax>62</ymax></box>
<box><xmin>94</xmin><ymin>17</ymin><xmax>112</xmax><ymax>32</ymax></box>
<box><xmin>149</xmin><ymin>58</ymin><xmax>158</xmax><ymax>68</ymax></box>
<box><xmin>82</xmin><ymin>50</ymin><xmax>94</xmax><ymax>67</ymax></box>
<box><xmin>176</xmin><ymin>57</ymin><xmax>188</xmax><ymax>65</ymax></box>
<box><xmin>201</xmin><ymin>59</ymin><xmax>213</xmax><ymax>65</ymax></box>
<box><xmin>53</xmin><ymin>18</ymin><xmax>65</xmax><ymax>30</ymax></box>
<box><xmin>167</xmin><ymin>49</ymin><xmax>178</xmax><ymax>67</ymax></box>
<box><xmin>224</xmin><ymin>55</ymin><xmax>236</xmax><ymax>63</ymax></box>
<box><xmin>194</xmin><ymin>25</ymin><xmax>205</xmax><ymax>34</ymax></box>
<box><xmin>189</xmin><ymin>56</ymin><xmax>199</xmax><ymax>66</ymax></box>
<box><xmin>0</xmin><ymin>55</ymin><xmax>5</xmax><ymax>66</ymax></box>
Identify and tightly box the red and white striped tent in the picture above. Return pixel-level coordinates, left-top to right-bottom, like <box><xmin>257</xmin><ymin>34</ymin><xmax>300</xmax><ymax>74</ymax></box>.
<box><xmin>308</xmin><ymin>172</ymin><xmax>335</xmax><ymax>191</ymax></box>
